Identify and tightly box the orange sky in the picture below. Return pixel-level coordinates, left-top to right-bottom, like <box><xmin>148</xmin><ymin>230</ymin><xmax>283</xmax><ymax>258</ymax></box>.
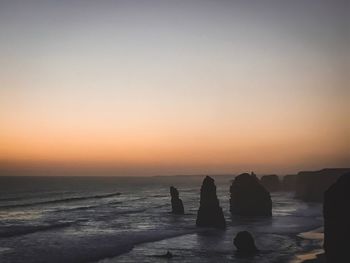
<box><xmin>0</xmin><ymin>1</ymin><xmax>349</xmax><ymax>175</ymax></box>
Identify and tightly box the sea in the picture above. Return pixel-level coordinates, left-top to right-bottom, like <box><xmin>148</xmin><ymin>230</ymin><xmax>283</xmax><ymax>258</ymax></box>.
<box><xmin>0</xmin><ymin>175</ymin><xmax>324</xmax><ymax>263</ymax></box>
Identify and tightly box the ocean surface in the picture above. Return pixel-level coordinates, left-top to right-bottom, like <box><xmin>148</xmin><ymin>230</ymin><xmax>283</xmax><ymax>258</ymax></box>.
<box><xmin>0</xmin><ymin>176</ymin><xmax>323</xmax><ymax>263</ymax></box>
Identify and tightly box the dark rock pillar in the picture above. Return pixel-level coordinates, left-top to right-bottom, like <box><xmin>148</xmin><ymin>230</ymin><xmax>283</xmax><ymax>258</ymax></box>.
<box><xmin>170</xmin><ymin>186</ymin><xmax>184</xmax><ymax>214</ymax></box>
<box><xmin>196</xmin><ymin>176</ymin><xmax>226</xmax><ymax>229</ymax></box>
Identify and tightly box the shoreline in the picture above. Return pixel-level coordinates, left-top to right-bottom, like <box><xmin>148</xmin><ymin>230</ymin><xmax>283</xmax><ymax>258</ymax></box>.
<box><xmin>291</xmin><ymin>227</ymin><xmax>325</xmax><ymax>263</ymax></box>
<box><xmin>301</xmin><ymin>253</ymin><xmax>326</xmax><ymax>263</ymax></box>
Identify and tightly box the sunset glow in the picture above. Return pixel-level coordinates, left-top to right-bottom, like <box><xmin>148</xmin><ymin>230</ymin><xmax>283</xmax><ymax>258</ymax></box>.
<box><xmin>0</xmin><ymin>0</ymin><xmax>349</xmax><ymax>175</ymax></box>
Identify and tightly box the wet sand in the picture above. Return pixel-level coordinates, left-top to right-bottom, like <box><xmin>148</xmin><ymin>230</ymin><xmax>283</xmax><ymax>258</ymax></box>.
<box><xmin>301</xmin><ymin>253</ymin><xmax>326</xmax><ymax>263</ymax></box>
<box><xmin>292</xmin><ymin>227</ymin><xmax>325</xmax><ymax>263</ymax></box>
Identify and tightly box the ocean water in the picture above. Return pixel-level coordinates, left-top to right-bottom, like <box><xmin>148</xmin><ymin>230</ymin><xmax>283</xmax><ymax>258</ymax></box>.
<box><xmin>0</xmin><ymin>176</ymin><xmax>323</xmax><ymax>263</ymax></box>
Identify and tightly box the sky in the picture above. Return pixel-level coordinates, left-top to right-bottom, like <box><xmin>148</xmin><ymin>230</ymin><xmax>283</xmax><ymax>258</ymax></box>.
<box><xmin>0</xmin><ymin>0</ymin><xmax>349</xmax><ymax>176</ymax></box>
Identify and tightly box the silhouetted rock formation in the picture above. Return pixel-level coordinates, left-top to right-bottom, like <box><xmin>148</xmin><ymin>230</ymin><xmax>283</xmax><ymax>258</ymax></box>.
<box><xmin>282</xmin><ymin>174</ymin><xmax>297</xmax><ymax>191</ymax></box>
<box><xmin>230</xmin><ymin>173</ymin><xmax>272</xmax><ymax>216</ymax></box>
<box><xmin>296</xmin><ymin>168</ymin><xmax>350</xmax><ymax>202</ymax></box>
<box><xmin>324</xmin><ymin>172</ymin><xmax>350</xmax><ymax>262</ymax></box>
<box><xmin>196</xmin><ymin>176</ymin><xmax>226</xmax><ymax>229</ymax></box>
<box><xmin>260</xmin><ymin>175</ymin><xmax>280</xmax><ymax>192</ymax></box>
<box><xmin>170</xmin><ymin>186</ymin><xmax>184</xmax><ymax>214</ymax></box>
<box><xmin>233</xmin><ymin>231</ymin><xmax>258</xmax><ymax>257</ymax></box>
<box><xmin>250</xmin><ymin>172</ymin><xmax>257</xmax><ymax>178</ymax></box>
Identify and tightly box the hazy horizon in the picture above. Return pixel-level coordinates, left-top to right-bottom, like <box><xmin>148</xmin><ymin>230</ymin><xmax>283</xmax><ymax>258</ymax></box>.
<box><xmin>1</xmin><ymin>0</ymin><xmax>349</xmax><ymax>176</ymax></box>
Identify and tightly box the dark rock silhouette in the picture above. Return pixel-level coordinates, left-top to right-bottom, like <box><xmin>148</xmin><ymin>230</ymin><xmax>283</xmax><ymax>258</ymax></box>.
<box><xmin>170</xmin><ymin>186</ymin><xmax>184</xmax><ymax>214</ymax></box>
<box><xmin>230</xmin><ymin>173</ymin><xmax>272</xmax><ymax>216</ymax></box>
<box><xmin>250</xmin><ymin>172</ymin><xmax>257</xmax><ymax>179</ymax></box>
<box><xmin>324</xmin><ymin>172</ymin><xmax>350</xmax><ymax>262</ymax></box>
<box><xmin>233</xmin><ymin>231</ymin><xmax>258</xmax><ymax>257</ymax></box>
<box><xmin>196</xmin><ymin>176</ymin><xmax>226</xmax><ymax>229</ymax></box>
<box><xmin>282</xmin><ymin>174</ymin><xmax>297</xmax><ymax>191</ymax></box>
<box><xmin>296</xmin><ymin>168</ymin><xmax>350</xmax><ymax>202</ymax></box>
<box><xmin>260</xmin><ymin>174</ymin><xmax>280</xmax><ymax>192</ymax></box>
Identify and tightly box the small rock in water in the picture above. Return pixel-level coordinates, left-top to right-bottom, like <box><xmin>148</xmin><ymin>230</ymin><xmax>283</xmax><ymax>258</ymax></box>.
<box><xmin>233</xmin><ymin>231</ymin><xmax>258</xmax><ymax>257</ymax></box>
<box><xmin>153</xmin><ymin>250</ymin><xmax>173</xmax><ymax>258</ymax></box>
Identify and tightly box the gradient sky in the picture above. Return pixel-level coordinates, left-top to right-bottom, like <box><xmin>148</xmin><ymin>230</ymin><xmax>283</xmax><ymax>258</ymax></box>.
<box><xmin>0</xmin><ymin>0</ymin><xmax>349</xmax><ymax>176</ymax></box>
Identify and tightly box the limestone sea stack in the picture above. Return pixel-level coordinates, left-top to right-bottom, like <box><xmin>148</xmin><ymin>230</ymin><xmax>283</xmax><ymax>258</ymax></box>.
<box><xmin>282</xmin><ymin>174</ymin><xmax>297</xmax><ymax>191</ymax></box>
<box><xmin>170</xmin><ymin>186</ymin><xmax>184</xmax><ymax>214</ymax></box>
<box><xmin>260</xmin><ymin>175</ymin><xmax>280</xmax><ymax>192</ymax></box>
<box><xmin>196</xmin><ymin>176</ymin><xmax>226</xmax><ymax>229</ymax></box>
<box><xmin>230</xmin><ymin>173</ymin><xmax>272</xmax><ymax>216</ymax></box>
<box><xmin>324</xmin><ymin>172</ymin><xmax>350</xmax><ymax>262</ymax></box>
<box><xmin>233</xmin><ymin>231</ymin><xmax>258</xmax><ymax>257</ymax></box>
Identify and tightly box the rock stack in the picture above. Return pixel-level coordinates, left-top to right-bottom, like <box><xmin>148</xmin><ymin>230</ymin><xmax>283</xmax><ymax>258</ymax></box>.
<box><xmin>196</xmin><ymin>176</ymin><xmax>226</xmax><ymax>229</ymax></box>
<box><xmin>230</xmin><ymin>173</ymin><xmax>272</xmax><ymax>216</ymax></box>
<box><xmin>324</xmin><ymin>172</ymin><xmax>350</xmax><ymax>262</ymax></box>
<box><xmin>170</xmin><ymin>186</ymin><xmax>184</xmax><ymax>214</ymax></box>
<box><xmin>282</xmin><ymin>174</ymin><xmax>297</xmax><ymax>191</ymax></box>
<box><xmin>260</xmin><ymin>175</ymin><xmax>280</xmax><ymax>192</ymax></box>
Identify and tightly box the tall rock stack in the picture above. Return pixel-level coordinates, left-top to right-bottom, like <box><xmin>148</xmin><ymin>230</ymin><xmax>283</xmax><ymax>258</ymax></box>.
<box><xmin>324</xmin><ymin>172</ymin><xmax>350</xmax><ymax>262</ymax></box>
<box><xmin>170</xmin><ymin>186</ymin><xmax>184</xmax><ymax>214</ymax></box>
<box><xmin>230</xmin><ymin>173</ymin><xmax>272</xmax><ymax>216</ymax></box>
<box><xmin>196</xmin><ymin>176</ymin><xmax>226</xmax><ymax>229</ymax></box>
